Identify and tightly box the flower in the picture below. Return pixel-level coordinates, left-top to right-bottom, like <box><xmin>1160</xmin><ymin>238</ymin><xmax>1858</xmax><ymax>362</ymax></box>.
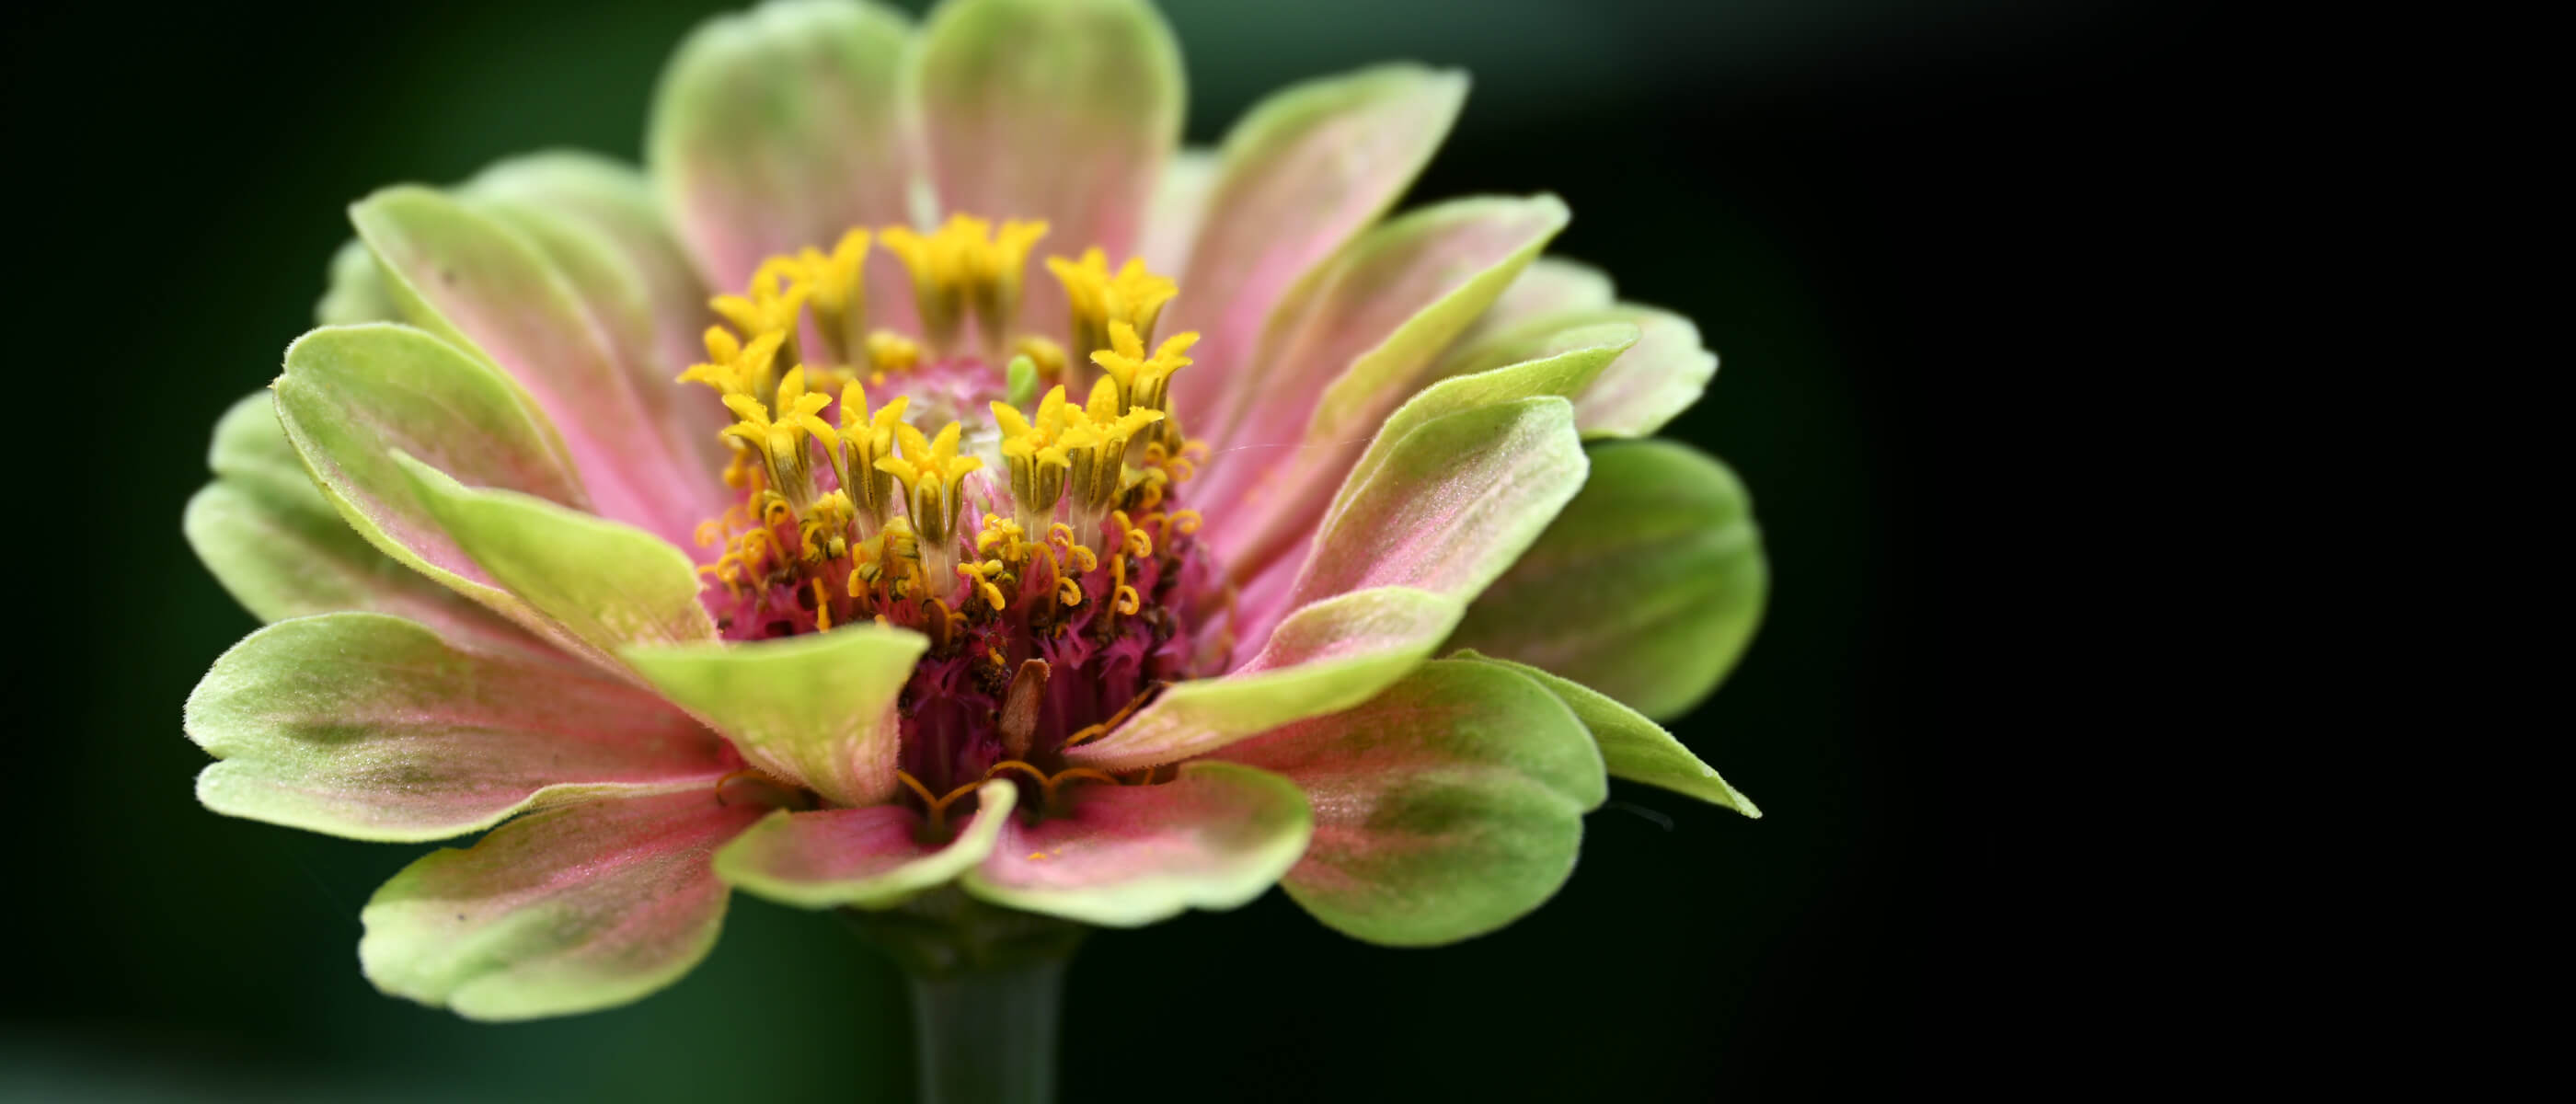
<box><xmin>182</xmin><ymin>0</ymin><xmax>1766</xmax><ymax>1022</ymax></box>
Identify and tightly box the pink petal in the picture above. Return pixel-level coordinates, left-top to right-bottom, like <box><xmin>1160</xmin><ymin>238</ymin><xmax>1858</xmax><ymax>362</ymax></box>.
<box><xmin>359</xmin><ymin>788</ymin><xmax>765</xmax><ymax>1020</ymax></box>
<box><xmin>713</xmin><ymin>781</ymin><xmax>1017</xmax><ymax>909</ymax></box>
<box><xmin>1196</xmin><ymin>196</ymin><xmax>1569</xmax><ymax>581</ymax></box>
<box><xmin>1167</xmin><ymin>65</ymin><xmax>1465</xmax><ymax>425</ymax></box>
<box><xmin>913</xmin><ymin>0</ymin><xmax>1183</xmax><ymax>339</ymax></box>
<box><xmin>189</xmin><ymin>613</ymin><xmax>728</xmax><ymax>843</ymax></box>
<box><xmin>961</xmin><ymin>763</ymin><xmax>1311</xmax><ymax>927</ymax></box>
<box><xmin>350</xmin><ymin>188</ymin><xmax>723</xmax><ymax>548</ymax></box>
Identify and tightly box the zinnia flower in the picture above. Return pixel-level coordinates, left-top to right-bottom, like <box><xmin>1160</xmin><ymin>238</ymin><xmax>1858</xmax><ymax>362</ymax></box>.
<box><xmin>184</xmin><ymin>0</ymin><xmax>1765</xmax><ymax>1023</ymax></box>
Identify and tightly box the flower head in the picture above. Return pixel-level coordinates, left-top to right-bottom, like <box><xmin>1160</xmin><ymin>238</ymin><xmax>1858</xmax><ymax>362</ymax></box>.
<box><xmin>183</xmin><ymin>0</ymin><xmax>1765</xmax><ymax>1022</ymax></box>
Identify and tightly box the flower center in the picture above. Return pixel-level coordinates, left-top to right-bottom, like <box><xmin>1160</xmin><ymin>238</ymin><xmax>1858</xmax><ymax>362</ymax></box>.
<box><xmin>677</xmin><ymin>215</ymin><xmax>1230</xmax><ymax>823</ymax></box>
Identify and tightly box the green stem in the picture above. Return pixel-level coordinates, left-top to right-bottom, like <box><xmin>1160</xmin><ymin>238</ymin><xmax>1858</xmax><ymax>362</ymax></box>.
<box><xmin>906</xmin><ymin>956</ymin><xmax>1065</xmax><ymax>1104</ymax></box>
<box><xmin>845</xmin><ymin>889</ymin><xmax>1087</xmax><ymax>1104</ymax></box>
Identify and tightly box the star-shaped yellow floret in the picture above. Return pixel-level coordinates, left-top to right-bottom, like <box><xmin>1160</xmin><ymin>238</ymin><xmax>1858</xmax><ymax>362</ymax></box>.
<box><xmin>677</xmin><ymin>328</ymin><xmax>786</xmax><ymax>397</ymax></box>
<box><xmin>1089</xmin><ymin>321</ymin><xmax>1199</xmax><ymax>417</ymax></box>
<box><xmin>1049</xmin><ymin>248</ymin><xmax>1179</xmax><ymax>363</ymax></box>
<box><xmin>711</xmin><ymin>258</ymin><xmax>811</xmax><ymax>340</ymax></box>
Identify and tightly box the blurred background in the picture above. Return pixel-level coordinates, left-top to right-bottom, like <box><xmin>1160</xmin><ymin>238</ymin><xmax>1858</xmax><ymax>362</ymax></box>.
<box><xmin>5</xmin><ymin>0</ymin><xmax>2185</xmax><ymax>1098</ymax></box>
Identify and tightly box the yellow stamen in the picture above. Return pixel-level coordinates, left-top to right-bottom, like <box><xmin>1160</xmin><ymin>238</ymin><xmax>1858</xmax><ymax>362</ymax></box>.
<box><xmin>793</xmin><ymin>229</ymin><xmax>869</xmax><ymax>365</ymax></box>
<box><xmin>1048</xmin><ymin>248</ymin><xmax>1179</xmax><ymax>370</ymax></box>
<box><xmin>677</xmin><ymin>328</ymin><xmax>786</xmax><ymax>399</ymax></box>
<box><xmin>875</xmin><ymin>418</ymin><xmax>983</xmax><ymax>582</ymax></box>
<box><xmin>880</xmin><ymin>214</ymin><xmax>1050</xmax><ymax>355</ymax></box>
<box><xmin>958</xmin><ymin>559</ymin><xmax>1009</xmax><ymax>613</ymax></box>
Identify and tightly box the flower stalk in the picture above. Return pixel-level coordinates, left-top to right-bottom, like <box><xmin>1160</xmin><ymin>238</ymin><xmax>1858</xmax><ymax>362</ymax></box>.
<box><xmin>846</xmin><ymin>890</ymin><xmax>1087</xmax><ymax>1104</ymax></box>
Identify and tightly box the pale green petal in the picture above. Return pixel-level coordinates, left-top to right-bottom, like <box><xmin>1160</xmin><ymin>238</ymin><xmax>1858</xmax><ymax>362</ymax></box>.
<box><xmin>184</xmin><ymin>394</ymin><xmax>552</xmax><ymax>661</ymax></box>
<box><xmin>621</xmin><ymin>626</ymin><xmax>927</xmax><ymax>808</ymax></box>
<box><xmin>188</xmin><ymin>614</ymin><xmax>728</xmax><ymax>842</ymax></box>
<box><xmin>360</xmin><ymin>789</ymin><xmax>763</xmax><ymax>1021</ymax></box>
<box><xmin>316</xmin><ymin>237</ymin><xmax>399</xmax><ymax>326</ymax></box>
<box><xmin>1218</xmin><ymin>659</ymin><xmax>1604</xmax><ymax>946</ymax></box>
<box><xmin>1477</xmin><ymin>305</ymin><xmax>1717</xmax><ymax>439</ymax></box>
<box><xmin>1453</xmin><ymin>651</ymin><xmax>1758</xmax><ymax>816</ymax></box>
<box><xmin>392</xmin><ymin>454</ymin><xmax>717</xmax><ymax>663</ymax></box>
<box><xmin>715</xmin><ymin>782</ymin><xmax>1014</xmax><ymax>909</ymax></box>
<box><xmin>1065</xmin><ymin>587</ymin><xmax>1464</xmax><ymax>774</ymax></box>
<box><xmin>1447</xmin><ymin>440</ymin><xmax>1766</xmax><ymax>719</ymax></box>
<box><xmin>648</xmin><ymin>0</ymin><xmax>915</xmax><ymax>292</ymax></box>
<box><xmin>273</xmin><ymin>324</ymin><xmax>604</xmax><ymax>658</ymax></box>
<box><xmin>914</xmin><ymin>0</ymin><xmax>1182</xmax><ymax>271</ymax></box>
<box><xmin>961</xmin><ymin>763</ymin><xmax>1311</xmax><ymax>927</ymax></box>
<box><xmin>1462</xmin><ymin>256</ymin><xmax>1615</xmax><ymax>342</ymax></box>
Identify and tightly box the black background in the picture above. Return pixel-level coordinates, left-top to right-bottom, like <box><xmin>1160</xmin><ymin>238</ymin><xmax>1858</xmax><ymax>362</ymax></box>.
<box><xmin>4</xmin><ymin>0</ymin><xmax>2191</xmax><ymax>1097</ymax></box>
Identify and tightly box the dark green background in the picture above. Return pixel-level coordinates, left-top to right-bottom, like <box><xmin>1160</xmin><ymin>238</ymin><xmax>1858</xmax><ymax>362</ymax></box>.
<box><xmin>6</xmin><ymin>0</ymin><xmax>2172</xmax><ymax>1098</ymax></box>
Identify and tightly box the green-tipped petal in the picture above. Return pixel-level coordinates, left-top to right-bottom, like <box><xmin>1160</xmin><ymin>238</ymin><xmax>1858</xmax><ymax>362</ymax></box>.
<box><xmin>620</xmin><ymin>627</ymin><xmax>926</xmax><ymax>808</ymax></box>
<box><xmin>187</xmin><ymin>614</ymin><xmax>728</xmax><ymax>842</ymax></box>
<box><xmin>185</xmin><ymin>394</ymin><xmax>552</xmax><ymax>661</ymax></box>
<box><xmin>273</xmin><ymin>324</ymin><xmax>603</xmax><ymax>655</ymax></box>
<box><xmin>392</xmin><ymin>454</ymin><xmax>717</xmax><ymax>664</ymax></box>
<box><xmin>649</xmin><ymin>0</ymin><xmax>915</xmax><ymax>292</ymax></box>
<box><xmin>1454</xmin><ymin>651</ymin><xmax>1758</xmax><ymax>816</ymax></box>
<box><xmin>1464</xmin><ymin>257</ymin><xmax>1616</xmax><ymax>340</ymax></box>
<box><xmin>1328</xmin><ymin>322</ymin><xmax>1639</xmax><ymax>521</ymax></box>
<box><xmin>462</xmin><ymin>151</ymin><xmax>718</xmax><ymax>380</ymax></box>
<box><xmin>1448</xmin><ymin>440</ymin><xmax>1766</xmax><ymax>719</ymax></box>
<box><xmin>316</xmin><ymin>237</ymin><xmax>399</xmax><ymax>326</ymax></box>
<box><xmin>359</xmin><ymin>788</ymin><xmax>763</xmax><ymax>1021</ymax></box>
<box><xmin>961</xmin><ymin>763</ymin><xmax>1311</xmax><ymax>927</ymax></box>
<box><xmin>1217</xmin><ymin>659</ymin><xmax>1604</xmax><ymax>946</ymax></box>
<box><xmin>1209</xmin><ymin>195</ymin><xmax>1571</xmax><ymax>577</ymax></box>
<box><xmin>1284</xmin><ymin>396</ymin><xmax>1587</xmax><ymax>609</ymax></box>
<box><xmin>716</xmin><ymin>781</ymin><xmax>1014</xmax><ymax>909</ymax></box>
<box><xmin>350</xmin><ymin>185</ymin><xmax>717</xmax><ymax>546</ymax></box>
<box><xmin>1172</xmin><ymin>64</ymin><xmax>1466</xmax><ymax>392</ymax></box>
<box><xmin>1065</xmin><ymin>587</ymin><xmax>1464</xmax><ymax>773</ymax></box>
<box><xmin>914</xmin><ymin>0</ymin><xmax>1182</xmax><ymax>272</ymax></box>
<box><xmin>1478</xmin><ymin>305</ymin><xmax>1718</xmax><ymax>439</ymax></box>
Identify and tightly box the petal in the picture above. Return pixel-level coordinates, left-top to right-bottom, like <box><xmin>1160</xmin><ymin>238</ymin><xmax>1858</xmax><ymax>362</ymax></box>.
<box><xmin>620</xmin><ymin>626</ymin><xmax>926</xmax><ymax>808</ymax></box>
<box><xmin>393</xmin><ymin>454</ymin><xmax>719</xmax><ymax>665</ymax></box>
<box><xmin>648</xmin><ymin>0</ymin><xmax>916</xmax><ymax>293</ymax></box>
<box><xmin>960</xmin><ymin>763</ymin><xmax>1311</xmax><ymax>927</ymax></box>
<box><xmin>359</xmin><ymin>788</ymin><xmax>763</xmax><ymax>1021</ymax></box>
<box><xmin>1453</xmin><ymin>651</ymin><xmax>1758</xmax><ymax>816</ymax></box>
<box><xmin>1446</xmin><ymin>440</ymin><xmax>1766</xmax><ymax>719</ymax></box>
<box><xmin>1064</xmin><ymin>586</ymin><xmax>1463</xmax><ymax>773</ymax></box>
<box><xmin>350</xmin><ymin>186</ymin><xmax>715</xmax><ymax>547</ymax></box>
<box><xmin>273</xmin><ymin>324</ymin><xmax>595</xmax><ymax>647</ymax></box>
<box><xmin>1169</xmin><ymin>64</ymin><xmax>1465</xmax><ymax>405</ymax></box>
<box><xmin>1282</xmin><ymin>396</ymin><xmax>1588</xmax><ymax>613</ymax></box>
<box><xmin>1203</xmin><ymin>195</ymin><xmax>1571</xmax><ymax>575</ymax></box>
<box><xmin>1460</xmin><ymin>256</ymin><xmax>1615</xmax><ymax>342</ymax></box>
<box><xmin>1215</xmin><ymin>659</ymin><xmax>1604</xmax><ymax>947</ymax></box>
<box><xmin>914</xmin><ymin>0</ymin><xmax>1181</xmax><ymax>281</ymax></box>
<box><xmin>461</xmin><ymin>154</ymin><xmax>736</xmax><ymax>482</ymax></box>
<box><xmin>184</xmin><ymin>393</ymin><xmax>553</xmax><ymax>663</ymax></box>
<box><xmin>1135</xmin><ymin>148</ymin><xmax>1217</xmax><ymax>278</ymax></box>
<box><xmin>1471</xmin><ymin>305</ymin><xmax>1717</xmax><ymax>439</ymax></box>
<box><xmin>1327</xmin><ymin>322</ymin><xmax>1639</xmax><ymax>523</ymax></box>
<box><xmin>461</xmin><ymin>151</ymin><xmax>716</xmax><ymax>377</ymax></box>
<box><xmin>714</xmin><ymin>781</ymin><xmax>1015</xmax><ymax>909</ymax></box>
<box><xmin>187</xmin><ymin>613</ymin><xmax>728</xmax><ymax>843</ymax></box>
<box><xmin>316</xmin><ymin>236</ymin><xmax>399</xmax><ymax>326</ymax></box>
